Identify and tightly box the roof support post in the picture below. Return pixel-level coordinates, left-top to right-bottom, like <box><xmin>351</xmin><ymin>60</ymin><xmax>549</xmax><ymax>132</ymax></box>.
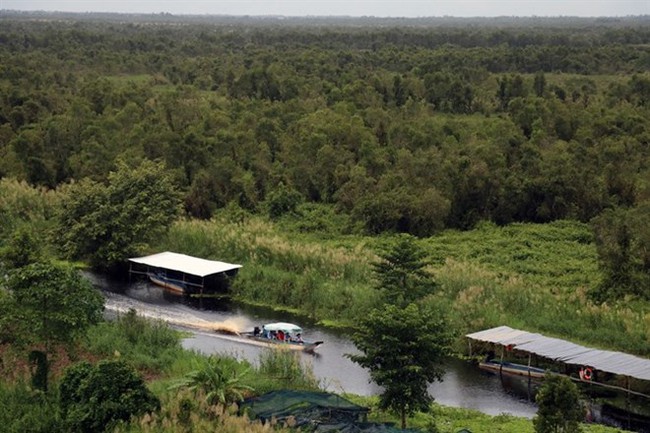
<box><xmin>626</xmin><ymin>376</ymin><xmax>631</xmax><ymax>430</ymax></box>
<box><xmin>527</xmin><ymin>353</ymin><xmax>532</xmax><ymax>400</ymax></box>
<box><xmin>499</xmin><ymin>345</ymin><xmax>504</xmax><ymax>381</ymax></box>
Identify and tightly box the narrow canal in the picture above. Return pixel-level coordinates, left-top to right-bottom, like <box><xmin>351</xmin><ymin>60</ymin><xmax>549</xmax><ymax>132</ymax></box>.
<box><xmin>85</xmin><ymin>272</ymin><xmax>649</xmax><ymax>432</ymax></box>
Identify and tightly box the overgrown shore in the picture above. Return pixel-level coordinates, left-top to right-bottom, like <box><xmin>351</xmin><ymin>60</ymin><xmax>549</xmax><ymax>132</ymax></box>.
<box><xmin>1</xmin><ymin>14</ymin><xmax>649</xmax><ymax>432</ymax></box>
<box><xmin>154</xmin><ymin>213</ymin><xmax>650</xmax><ymax>357</ymax></box>
<box><xmin>0</xmin><ymin>311</ymin><xmax>630</xmax><ymax>433</ymax></box>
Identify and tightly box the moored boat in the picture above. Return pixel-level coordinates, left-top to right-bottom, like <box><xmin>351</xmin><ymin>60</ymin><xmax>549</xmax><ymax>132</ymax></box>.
<box><xmin>479</xmin><ymin>359</ymin><xmax>547</xmax><ymax>379</ymax></box>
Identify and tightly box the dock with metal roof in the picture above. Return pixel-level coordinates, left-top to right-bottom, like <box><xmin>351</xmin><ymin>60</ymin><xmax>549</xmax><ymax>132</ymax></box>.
<box><xmin>467</xmin><ymin>325</ymin><xmax>650</xmax><ymax>382</ymax></box>
<box><xmin>466</xmin><ymin>325</ymin><xmax>650</xmax><ymax>402</ymax></box>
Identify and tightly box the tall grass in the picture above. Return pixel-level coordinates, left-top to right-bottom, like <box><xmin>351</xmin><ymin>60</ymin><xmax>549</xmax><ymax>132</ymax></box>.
<box><xmin>0</xmin><ymin>381</ymin><xmax>61</xmax><ymax>433</ymax></box>
<box><xmin>254</xmin><ymin>348</ymin><xmax>320</xmax><ymax>393</ymax></box>
<box><xmin>153</xmin><ymin>214</ymin><xmax>648</xmax><ymax>356</ymax></box>
<box><xmin>154</xmin><ymin>216</ymin><xmax>379</xmax><ymax>323</ymax></box>
<box><xmin>346</xmin><ymin>395</ymin><xmax>626</xmax><ymax>433</ymax></box>
<box><xmin>85</xmin><ymin>309</ymin><xmax>187</xmax><ymax>373</ymax></box>
<box><xmin>114</xmin><ymin>392</ymin><xmax>294</xmax><ymax>433</ymax></box>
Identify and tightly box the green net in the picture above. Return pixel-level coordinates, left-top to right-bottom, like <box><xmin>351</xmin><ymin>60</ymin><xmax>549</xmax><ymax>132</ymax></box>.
<box><xmin>240</xmin><ymin>390</ymin><xmax>420</xmax><ymax>433</ymax></box>
<box><xmin>241</xmin><ymin>390</ymin><xmax>367</xmax><ymax>422</ymax></box>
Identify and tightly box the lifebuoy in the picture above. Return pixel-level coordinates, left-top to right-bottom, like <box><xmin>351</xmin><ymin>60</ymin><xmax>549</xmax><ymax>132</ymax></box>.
<box><xmin>580</xmin><ymin>367</ymin><xmax>593</xmax><ymax>381</ymax></box>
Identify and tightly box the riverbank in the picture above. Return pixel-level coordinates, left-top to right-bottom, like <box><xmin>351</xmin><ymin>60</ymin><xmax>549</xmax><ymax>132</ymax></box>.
<box><xmin>99</xmin><ymin>278</ymin><xmax>645</xmax><ymax>431</ymax></box>
<box><xmin>154</xmin><ymin>214</ymin><xmax>649</xmax><ymax>357</ymax></box>
<box><xmin>0</xmin><ymin>313</ymin><xmax>632</xmax><ymax>433</ymax></box>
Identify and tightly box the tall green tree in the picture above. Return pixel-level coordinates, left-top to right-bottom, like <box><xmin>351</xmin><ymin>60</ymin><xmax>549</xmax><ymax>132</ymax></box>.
<box><xmin>533</xmin><ymin>373</ymin><xmax>583</xmax><ymax>433</ymax></box>
<box><xmin>591</xmin><ymin>205</ymin><xmax>650</xmax><ymax>301</ymax></box>
<box><xmin>3</xmin><ymin>262</ymin><xmax>104</xmax><ymax>391</ymax></box>
<box><xmin>348</xmin><ymin>303</ymin><xmax>453</xmax><ymax>429</ymax></box>
<box><xmin>56</xmin><ymin>160</ymin><xmax>182</xmax><ymax>270</ymax></box>
<box><xmin>372</xmin><ymin>234</ymin><xmax>436</xmax><ymax>307</ymax></box>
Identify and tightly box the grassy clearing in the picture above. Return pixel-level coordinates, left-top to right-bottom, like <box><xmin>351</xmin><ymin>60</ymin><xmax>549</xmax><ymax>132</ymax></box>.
<box><xmin>153</xmin><ymin>211</ymin><xmax>649</xmax><ymax>356</ymax></box>
<box><xmin>345</xmin><ymin>395</ymin><xmax>626</xmax><ymax>433</ymax></box>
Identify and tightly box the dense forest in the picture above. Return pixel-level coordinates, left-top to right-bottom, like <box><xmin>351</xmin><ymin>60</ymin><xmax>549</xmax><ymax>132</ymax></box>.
<box><xmin>1</xmin><ymin>12</ymin><xmax>649</xmax><ymax>299</ymax></box>
<box><xmin>1</xmin><ymin>12</ymin><xmax>650</xmax><ymax>433</ymax></box>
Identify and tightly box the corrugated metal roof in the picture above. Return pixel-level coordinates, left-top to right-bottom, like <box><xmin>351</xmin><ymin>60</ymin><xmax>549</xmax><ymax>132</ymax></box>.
<box><xmin>129</xmin><ymin>251</ymin><xmax>242</xmax><ymax>278</ymax></box>
<box><xmin>467</xmin><ymin>325</ymin><xmax>650</xmax><ymax>381</ymax></box>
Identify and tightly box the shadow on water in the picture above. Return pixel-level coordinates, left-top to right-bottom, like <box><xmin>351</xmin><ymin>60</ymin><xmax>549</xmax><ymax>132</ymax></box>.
<box><xmin>85</xmin><ymin>271</ymin><xmax>649</xmax><ymax>431</ymax></box>
<box><xmin>465</xmin><ymin>367</ymin><xmax>650</xmax><ymax>433</ymax></box>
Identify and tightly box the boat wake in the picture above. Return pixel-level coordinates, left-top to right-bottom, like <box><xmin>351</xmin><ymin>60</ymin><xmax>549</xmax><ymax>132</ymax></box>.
<box><xmin>102</xmin><ymin>290</ymin><xmax>251</xmax><ymax>336</ymax></box>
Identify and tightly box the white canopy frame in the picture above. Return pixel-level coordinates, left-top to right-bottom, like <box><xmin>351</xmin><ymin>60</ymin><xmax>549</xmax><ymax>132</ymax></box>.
<box><xmin>128</xmin><ymin>251</ymin><xmax>242</xmax><ymax>294</ymax></box>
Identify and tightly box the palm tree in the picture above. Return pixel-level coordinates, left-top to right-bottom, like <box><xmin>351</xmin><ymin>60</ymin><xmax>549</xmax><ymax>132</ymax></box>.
<box><xmin>171</xmin><ymin>356</ymin><xmax>253</xmax><ymax>406</ymax></box>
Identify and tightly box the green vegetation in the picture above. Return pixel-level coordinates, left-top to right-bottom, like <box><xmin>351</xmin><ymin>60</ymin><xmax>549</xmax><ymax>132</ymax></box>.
<box><xmin>0</xmin><ymin>311</ymin><xmax>630</xmax><ymax>433</ymax></box>
<box><xmin>350</xmin><ymin>304</ymin><xmax>453</xmax><ymax>428</ymax></box>
<box><xmin>59</xmin><ymin>359</ymin><xmax>160</xmax><ymax>433</ymax></box>
<box><xmin>0</xmin><ymin>12</ymin><xmax>649</xmax><ymax>433</ymax></box>
<box><xmin>55</xmin><ymin>160</ymin><xmax>182</xmax><ymax>271</ymax></box>
<box><xmin>347</xmin><ymin>395</ymin><xmax>622</xmax><ymax>433</ymax></box>
<box><xmin>169</xmin><ymin>355</ymin><xmax>252</xmax><ymax>406</ymax></box>
<box><xmin>349</xmin><ymin>237</ymin><xmax>453</xmax><ymax>428</ymax></box>
<box><xmin>2</xmin><ymin>262</ymin><xmax>104</xmax><ymax>391</ymax></box>
<box><xmin>156</xmin><ymin>215</ymin><xmax>649</xmax><ymax>356</ymax></box>
<box><xmin>533</xmin><ymin>373</ymin><xmax>584</xmax><ymax>433</ymax></box>
<box><xmin>372</xmin><ymin>234</ymin><xmax>436</xmax><ymax>307</ymax></box>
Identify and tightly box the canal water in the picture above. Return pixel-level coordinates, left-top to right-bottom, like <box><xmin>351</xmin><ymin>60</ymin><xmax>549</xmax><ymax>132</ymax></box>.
<box><xmin>85</xmin><ymin>272</ymin><xmax>649</xmax><ymax>431</ymax></box>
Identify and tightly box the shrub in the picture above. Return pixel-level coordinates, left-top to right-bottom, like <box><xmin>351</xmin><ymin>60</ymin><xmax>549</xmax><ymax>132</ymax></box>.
<box><xmin>59</xmin><ymin>359</ymin><xmax>160</xmax><ymax>433</ymax></box>
<box><xmin>533</xmin><ymin>373</ymin><xmax>583</xmax><ymax>433</ymax></box>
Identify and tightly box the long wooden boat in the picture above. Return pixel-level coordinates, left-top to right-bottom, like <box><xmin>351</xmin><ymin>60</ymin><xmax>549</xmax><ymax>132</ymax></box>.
<box><xmin>479</xmin><ymin>360</ymin><xmax>547</xmax><ymax>379</ymax></box>
<box><xmin>148</xmin><ymin>273</ymin><xmax>187</xmax><ymax>294</ymax></box>
<box><xmin>238</xmin><ymin>322</ymin><xmax>324</xmax><ymax>354</ymax></box>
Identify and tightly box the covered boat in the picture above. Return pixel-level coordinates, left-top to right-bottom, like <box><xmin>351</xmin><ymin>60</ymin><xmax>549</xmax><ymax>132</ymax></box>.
<box><xmin>241</xmin><ymin>322</ymin><xmax>323</xmax><ymax>353</ymax></box>
<box><xmin>128</xmin><ymin>251</ymin><xmax>241</xmax><ymax>296</ymax></box>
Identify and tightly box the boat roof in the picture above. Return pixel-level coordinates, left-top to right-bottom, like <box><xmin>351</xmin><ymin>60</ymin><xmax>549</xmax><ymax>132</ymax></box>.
<box><xmin>128</xmin><ymin>251</ymin><xmax>242</xmax><ymax>278</ymax></box>
<box><xmin>263</xmin><ymin>322</ymin><xmax>303</xmax><ymax>333</ymax></box>
<box><xmin>467</xmin><ymin>325</ymin><xmax>650</xmax><ymax>381</ymax></box>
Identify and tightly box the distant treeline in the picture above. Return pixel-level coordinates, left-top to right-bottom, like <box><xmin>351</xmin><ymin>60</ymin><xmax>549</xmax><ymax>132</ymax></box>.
<box><xmin>0</xmin><ymin>16</ymin><xmax>649</xmax><ymax>237</ymax></box>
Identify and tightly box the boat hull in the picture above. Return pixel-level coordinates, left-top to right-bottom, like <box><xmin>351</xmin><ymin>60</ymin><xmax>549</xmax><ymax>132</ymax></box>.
<box><xmin>149</xmin><ymin>274</ymin><xmax>187</xmax><ymax>294</ymax></box>
<box><xmin>241</xmin><ymin>333</ymin><xmax>323</xmax><ymax>353</ymax></box>
<box><xmin>479</xmin><ymin>360</ymin><xmax>547</xmax><ymax>379</ymax></box>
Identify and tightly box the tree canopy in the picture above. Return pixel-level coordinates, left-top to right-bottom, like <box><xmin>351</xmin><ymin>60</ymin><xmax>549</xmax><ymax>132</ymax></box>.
<box><xmin>55</xmin><ymin>160</ymin><xmax>182</xmax><ymax>270</ymax></box>
<box><xmin>3</xmin><ymin>262</ymin><xmax>104</xmax><ymax>390</ymax></box>
<box><xmin>349</xmin><ymin>303</ymin><xmax>453</xmax><ymax>428</ymax></box>
<box><xmin>372</xmin><ymin>234</ymin><xmax>435</xmax><ymax>307</ymax></box>
<box><xmin>0</xmin><ymin>13</ymin><xmax>648</xmax><ymax>311</ymax></box>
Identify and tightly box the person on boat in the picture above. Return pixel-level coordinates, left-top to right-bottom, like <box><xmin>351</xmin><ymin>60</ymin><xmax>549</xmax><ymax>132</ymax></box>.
<box><xmin>277</xmin><ymin>330</ymin><xmax>285</xmax><ymax>342</ymax></box>
<box><xmin>253</xmin><ymin>326</ymin><xmax>261</xmax><ymax>337</ymax></box>
<box><xmin>295</xmin><ymin>333</ymin><xmax>304</xmax><ymax>344</ymax></box>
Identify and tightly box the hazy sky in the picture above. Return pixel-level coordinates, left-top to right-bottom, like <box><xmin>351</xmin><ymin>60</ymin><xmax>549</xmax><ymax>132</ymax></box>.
<box><xmin>1</xmin><ymin>0</ymin><xmax>648</xmax><ymax>18</ymax></box>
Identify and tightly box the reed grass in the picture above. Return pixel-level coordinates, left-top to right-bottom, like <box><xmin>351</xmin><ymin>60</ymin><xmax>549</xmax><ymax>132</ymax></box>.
<box><xmin>254</xmin><ymin>348</ymin><xmax>320</xmax><ymax>393</ymax></box>
<box><xmin>153</xmin><ymin>213</ymin><xmax>649</xmax><ymax>357</ymax></box>
<box><xmin>0</xmin><ymin>380</ymin><xmax>61</xmax><ymax>433</ymax></box>
<box><xmin>85</xmin><ymin>309</ymin><xmax>187</xmax><ymax>373</ymax></box>
<box><xmin>114</xmin><ymin>392</ymin><xmax>294</xmax><ymax>433</ymax></box>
